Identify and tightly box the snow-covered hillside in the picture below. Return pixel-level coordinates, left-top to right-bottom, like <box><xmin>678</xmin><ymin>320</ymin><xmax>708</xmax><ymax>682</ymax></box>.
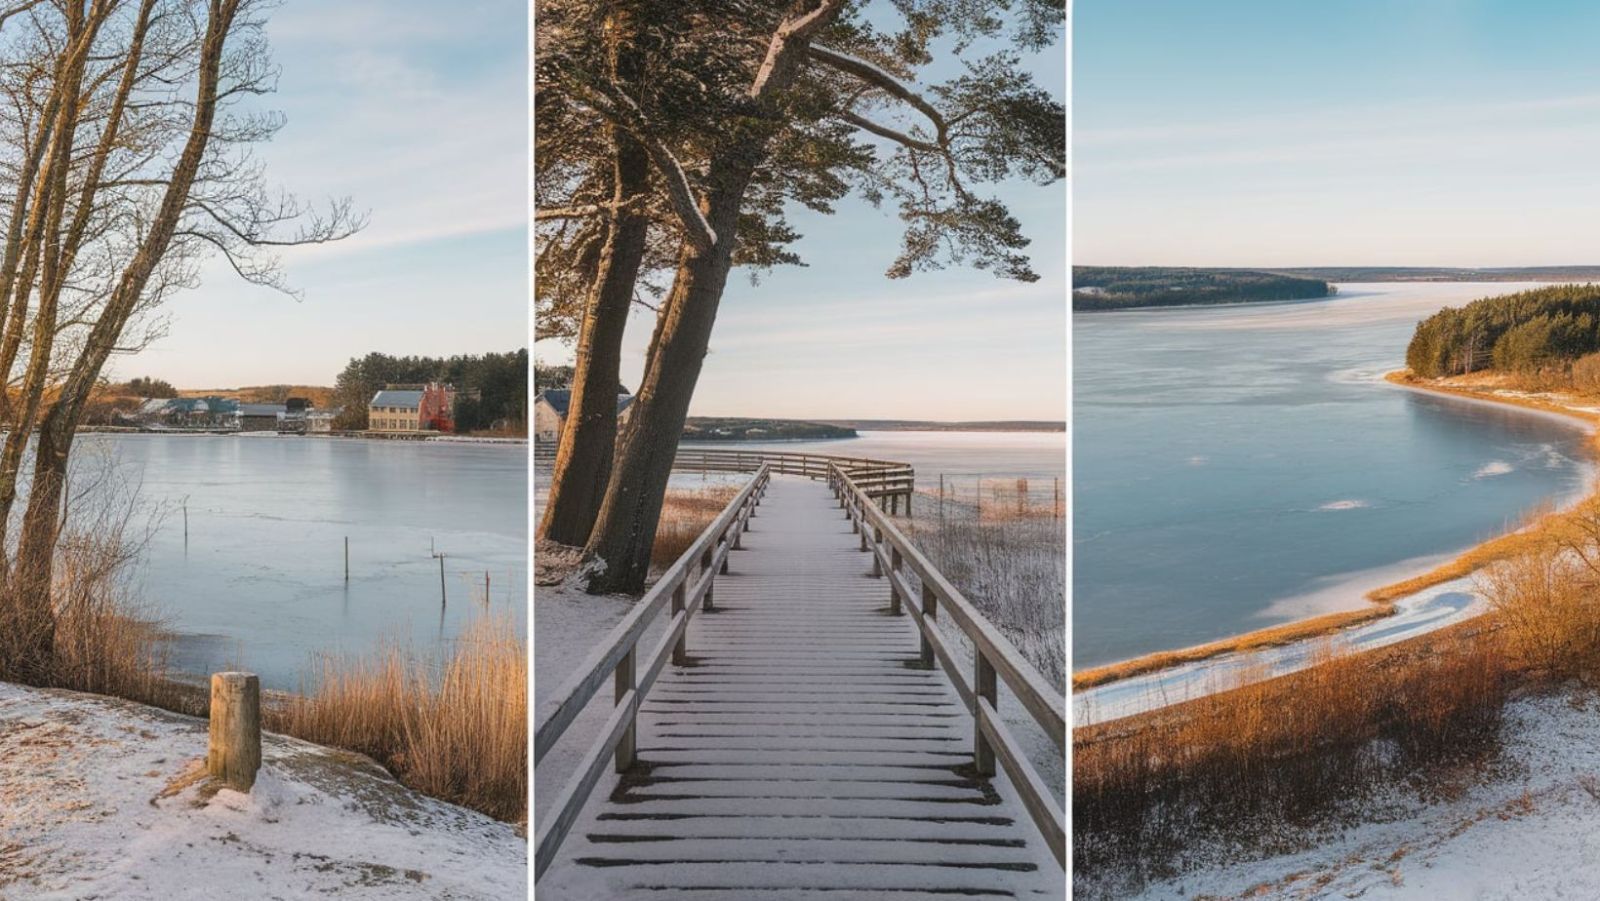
<box><xmin>1122</xmin><ymin>690</ymin><xmax>1600</xmax><ymax>900</ymax></box>
<box><xmin>0</xmin><ymin>681</ymin><xmax>526</xmax><ymax>899</ymax></box>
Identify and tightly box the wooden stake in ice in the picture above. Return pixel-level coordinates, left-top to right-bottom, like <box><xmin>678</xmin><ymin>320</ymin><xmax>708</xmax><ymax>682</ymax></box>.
<box><xmin>207</xmin><ymin>672</ymin><xmax>261</xmax><ymax>791</ymax></box>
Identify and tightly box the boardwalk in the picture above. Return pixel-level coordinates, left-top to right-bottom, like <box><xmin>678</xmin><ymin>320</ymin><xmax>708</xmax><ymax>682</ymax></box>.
<box><xmin>540</xmin><ymin>475</ymin><xmax>1061</xmax><ymax>899</ymax></box>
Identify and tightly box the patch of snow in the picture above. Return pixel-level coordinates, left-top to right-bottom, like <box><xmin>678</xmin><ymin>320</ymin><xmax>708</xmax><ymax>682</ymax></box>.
<box><xmin>1474</xmin><ymin>459</ymin><xmax>1514</xmax><ymax>479</ymax></box>
<box><xmin>0</xmin><ymin>681</ymin><xmax>525</xmax><ymax>899</ymax></box>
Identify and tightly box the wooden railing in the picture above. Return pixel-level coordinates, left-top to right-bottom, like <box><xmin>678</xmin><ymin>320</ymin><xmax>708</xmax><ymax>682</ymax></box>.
<box><xmin>829</xmin><ymin>462</ymin><xmax>1066</xmax><ymax>868</ymax></box>
<box><xmin>532</xmin><ymin>464</ymin><xmax>771</xmax><ymax>880</ymax></box>
<box><xmin>673</xmin><ymin>447</ymin><xmax>915</xmax><ymax>511</ymax></box>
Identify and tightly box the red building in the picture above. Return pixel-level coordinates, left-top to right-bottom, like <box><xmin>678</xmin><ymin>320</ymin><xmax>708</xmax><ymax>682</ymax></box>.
<box><xmin>419</xmin><ymin>382</ymin><xmax>456</xmax><ymax>432</ymax></box>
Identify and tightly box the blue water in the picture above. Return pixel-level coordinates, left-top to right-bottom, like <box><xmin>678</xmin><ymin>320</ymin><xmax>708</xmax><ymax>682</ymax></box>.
<box><xmin>1074</xmin><ymin>283</ymin><xmax>1593</xmax><ymax>669</ymax></box>
<box><xmin>77</xmin><ymin>435</ymin><xmax>528</xmax><ymax>690</ymax></box>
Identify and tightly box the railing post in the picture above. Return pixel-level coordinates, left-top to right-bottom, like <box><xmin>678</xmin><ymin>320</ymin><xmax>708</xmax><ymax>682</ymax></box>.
<box><xmin>701</xmin><ymin>546</ymin><xmax>716</xmax><ymax>611</ymax></box>
<box><xmin>616</xmin><ymin>647</ymin><xmax>637</xmax><ymax>772</ymax></box>
<box><xmin>974</xmin><ymin>652</ymin><xmax>997</xmax><ymax>777</ymax></box>
<box><xmin>672</xmin><ymin>583</ymin><xmax>688</xmax><ymax>665</ymax></box>
<box><xmin>888</xmin><ymin>547</ymin><xmax>902</xmax><ymax>607</ymax></box>
<box><xmin>920</xmin><ymin>581</ymin><xmax>937</xmax><ymax>665</ymax></box>
<box><xmin>871</xmin><ymin>527</ymin><xmax>883</xmax><ymax>577</ymax></box>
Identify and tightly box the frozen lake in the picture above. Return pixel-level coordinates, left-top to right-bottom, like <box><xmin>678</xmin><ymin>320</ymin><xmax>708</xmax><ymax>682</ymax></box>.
<box><xmin>1074</xmin><ymin>283</ymin><xmax>1594</xmax><ymax>669</ymax></box>
<box><xmin>79</xmin><ymin>434</ymin><xmax>528</xmax><ymax>690</ymax></box>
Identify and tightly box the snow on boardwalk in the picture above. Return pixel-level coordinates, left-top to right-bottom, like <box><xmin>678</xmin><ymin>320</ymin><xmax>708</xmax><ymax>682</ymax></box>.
<box><xmin>541</xmin><ymin>475</ymin><xmax>1061</xmax><ymax>899</ymax></box>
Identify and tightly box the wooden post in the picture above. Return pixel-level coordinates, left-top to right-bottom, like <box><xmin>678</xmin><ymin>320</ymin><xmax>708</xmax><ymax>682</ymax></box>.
<box><xmin>208</xmin><ymin>672</ymin><xmax>261</xmax><ymax>791</ymax></box>
<box><xmin>344</xmin><ymin>536</ymin><xmax>349</xmax><ymax>582</ymax></box>
<box><xmin>871</xmin><ymin>527</ymin><xmax>883</xmax><ymax>577</ymax></box>
<box><xmin>615</xmin><ymin>648</ymin><xmax>636</xmax><ymax>771</ymax></box>
<box><xmin>438</xmin><ymin>554</ymin><xmax>447</xmax><ymax>605</ymax></box>
<box><xmin>974</xmin><ymin>653</ymin><xmax>997</xmax><ymax>776</ymax></box>
<box><xmin>183</xmin><ymin>500</ymin><xmax>188</xmax><ymax>547</ymax></box>
<box><xmin>485</xmin><ymin>571</ymin><xmax>491</xmax><ymax>603</ymax></box>
<box><xmin>671</xmin><ymin>583</ymin><xmax>688</xmax><ymax>665</ymax></box>
<box><xmin>889</xmin><ymin>547</ymin><xmax>902</xmax><ymax>606</ymax></box>
<box><xmin>701</xmin><ymin>546</ymin><xmax>716</xmax><ymax>611</ymax></box>
<box><xmin>921</xmin><ymin>581</ymin><xmax>937</xmax><ymax>666</ymax></box>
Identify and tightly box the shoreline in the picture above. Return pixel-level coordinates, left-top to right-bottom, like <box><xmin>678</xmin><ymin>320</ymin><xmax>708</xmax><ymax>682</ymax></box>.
<box><xmin>1072</xmin><ymin>369</ymin><xmax>1600</xmax><ymax>695</ymax></box>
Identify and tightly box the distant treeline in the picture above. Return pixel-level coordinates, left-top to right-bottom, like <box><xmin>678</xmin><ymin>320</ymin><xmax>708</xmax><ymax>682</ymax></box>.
<box><xmin>683</xmin><ymin>418</ymin><xmax>856</xmax><ymax>441</ymax></box>
<box><xmin>1073</xmin><ymin>267</ymin><xmax>1333</xmax><ymax>310</ymax></box>
<box><xmin>1407</xmin><ymin>284</ymin><xmax>1600</xmax><ymax>378</ymax></box>
<box><xmin>1281</xmin><ymin>266</ymin><xmax>1600</xmax><ymax>283</ymax></box>
<box><xmin>333</xmin><ymin>350</ymin><xmax>528</xmax><ymax>432</ymax></box>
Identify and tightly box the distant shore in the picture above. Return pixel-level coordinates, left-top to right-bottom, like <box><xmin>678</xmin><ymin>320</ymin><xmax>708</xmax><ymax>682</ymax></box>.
<box><xmin>78</xmin><ymin>426</ymin><xmax>527</xmax><ymax>445</ymax></box>
<box><xmin>1073</xmin><ymin>369</ymin><xmax>1600</xmax><ymax>695</ymax></box>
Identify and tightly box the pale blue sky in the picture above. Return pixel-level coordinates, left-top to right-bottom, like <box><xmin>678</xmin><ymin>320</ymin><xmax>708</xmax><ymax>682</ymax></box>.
<box><xmin>535</xmin><ymin>27</ymin><xmax>1066</xmax><ymax>422</ymax></box>
<box><xmin>1076</xmin><ymin>0</ymin><xmax>1600</xmax><ymax>267</ymax></box>
<box><xmin>116</xmin><ymin>0</ymin><xmax>527</xmax><ymax>388</ymax></box>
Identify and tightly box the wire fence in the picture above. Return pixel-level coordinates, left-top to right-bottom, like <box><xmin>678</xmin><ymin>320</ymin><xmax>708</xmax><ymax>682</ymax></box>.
<box><xmin>920</xmin><ymin>474</ymin><xmax>1065</xmax><ymax>522</ymax></box>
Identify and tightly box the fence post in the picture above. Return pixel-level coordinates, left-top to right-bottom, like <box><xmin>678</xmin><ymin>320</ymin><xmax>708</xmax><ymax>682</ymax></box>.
<box><xmin>616</xmin><ymin>648</ymin><xmax>637</xmax><ymax>771</ymax></box>
<box><xmin>920</xmin><ymin>582</ymin><xmax>937</xmax><ymax>666</ymax></box>
<box><xmin>871</xmin><ymin>527</ymin><xmax>884</xmax><ymax>577</ymax></box>
<box><xmin>208</xmin><ymin>672</ymin><xmax>261</xmax><ymax>791</ymax></box>
<box><xmin>974</xmin><ymin>652</ymin><xmax>997</xmax><ymax>777</ymax></box>
<box><xmin>671</xmin><ymin>583</ymin><xmax>689</xmax><ymax>664</ymax></box>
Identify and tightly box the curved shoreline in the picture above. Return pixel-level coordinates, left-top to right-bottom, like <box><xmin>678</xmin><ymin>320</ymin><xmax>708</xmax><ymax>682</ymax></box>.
<box><xmin>1072</xmin><ymin>369</ymin><xmax>1600</xmax><ymax>696</ymax></box>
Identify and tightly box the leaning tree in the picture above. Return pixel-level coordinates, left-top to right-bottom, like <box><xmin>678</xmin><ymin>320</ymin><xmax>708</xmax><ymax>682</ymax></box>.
<box><xmin>548</xmin><ymin>0</ymin><xmax>1065</xmax><ymax>593</ymax></box>
<box><xmin>0</xmin><ymin>0</ymin><xmax>360</xmax><ymax>682</ymax></box>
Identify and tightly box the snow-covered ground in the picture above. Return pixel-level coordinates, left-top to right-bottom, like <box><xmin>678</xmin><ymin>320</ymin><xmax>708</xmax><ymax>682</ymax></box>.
<box><xmin>0</xmin><ymin>681</ymin><xmax>525</xmax><ymax>900</ymax></box>
<box><xmin>1116</xmin><ymin>689</ymin><xmax>1600</xmax><ymax>900</ymax></box>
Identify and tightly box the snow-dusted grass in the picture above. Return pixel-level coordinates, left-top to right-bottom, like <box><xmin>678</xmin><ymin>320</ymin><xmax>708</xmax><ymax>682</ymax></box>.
<box><xmin>1121</xmin><ymin>689</ymin><xmax>1600</xmax><ymax>900</ymax></box>
<box><xmin>903</xmin><ymin>491</ymin><xmax>1066</xmax><ymax>807</ymax></box>
<box><xmin>0</xmin><ymin>680</ymin><xmax>525</xmax><ymax>899</ymax></box>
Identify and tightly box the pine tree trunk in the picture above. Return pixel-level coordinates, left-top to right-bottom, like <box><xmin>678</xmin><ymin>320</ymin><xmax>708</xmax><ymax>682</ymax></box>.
<box><xmin>538</xmin><ymin>130</ymin><xmax>650</xmax><ymax>545</ymax></box>
<box><xmin>581</xmin><ymin>235</ymin><xmax>736</xmax><ymax>593</ymax></box>
<box><xmin>578</xmin><ymin>2</ymin><xmax>841</xmax><ymax>594</ymax></box>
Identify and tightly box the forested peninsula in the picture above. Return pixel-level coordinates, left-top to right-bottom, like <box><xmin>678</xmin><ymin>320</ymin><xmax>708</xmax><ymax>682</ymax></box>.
<box><xmin>1406</xmin><ymin>284</ymin><xmax>1600</xmax><ymax>383</ymax></box>
<box><xmin>1073</xmin><ymin>267</ymin><xmax>1334</xmax><ymax>310</ymax></box>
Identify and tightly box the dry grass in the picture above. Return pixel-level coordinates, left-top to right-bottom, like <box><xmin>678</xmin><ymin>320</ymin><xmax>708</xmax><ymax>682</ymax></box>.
<box><xmin>650</xmin><ymin>485</ymin><xmax>741</xmax><ymax>567</ymax></box>
<box><xmin>272</xmin><ymin>615</ymin><xmax>528</xmax><ymax>823</ymax></box>
<box><xmin>1074</xmin><ymin>627</ymin><xmax>1508</xmax><ymax>888</ymax></box>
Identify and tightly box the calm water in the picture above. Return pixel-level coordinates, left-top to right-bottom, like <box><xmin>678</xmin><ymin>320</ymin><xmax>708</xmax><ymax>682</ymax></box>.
<box><xmin>1074</xmin><ymin>283</ymin><xmax>1594</xmax><ymax>669</ymax></box>
<box><xmin>84</xmin><ymin>435</ymin><xmax>527</xmax><ymax>690</ymax></box>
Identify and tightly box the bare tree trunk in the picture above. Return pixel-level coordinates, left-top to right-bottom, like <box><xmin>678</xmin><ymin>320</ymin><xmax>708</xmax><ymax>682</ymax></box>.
<box><xmin>537</xmin><ymin>129</ymin><xmax>649</xmax><ymax>546</ymax></box>
<box><xmin>13</xmin><ymin>0</ymin><xmax>240</xmax><ymax>621</ymax></box>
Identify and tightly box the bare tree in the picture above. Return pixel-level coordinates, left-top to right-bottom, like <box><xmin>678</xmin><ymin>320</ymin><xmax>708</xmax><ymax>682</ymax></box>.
<box><xmin>0</xmin><ymin>0</ymin><xmax>361</xmax><ymax>682</ymax></box>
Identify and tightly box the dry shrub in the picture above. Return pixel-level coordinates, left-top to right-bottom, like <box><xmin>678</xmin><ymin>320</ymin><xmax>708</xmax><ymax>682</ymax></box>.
<box><xmin>1479</xmin><ymin>540</ymin><xmax>1600</xmax><ymax>681</ymax></box>
<box><xmin>651</xmin><ymin>485</ymin><xmax>740</xmax><ymax>567</ymax></box>
<box><xmin>272</xmin><ymin>615</ymin><xmax>528</xmax><ymax>823</ymax></box>
<box><xmin>1571</xmin><ymin>352</ymin><xmax>1600</xmax><ymax>394</ymax></box>
<box><xmin>1074</xmin><ymin>631</ymin><xmax>1506</xmax><ymax>887</ymax></box>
